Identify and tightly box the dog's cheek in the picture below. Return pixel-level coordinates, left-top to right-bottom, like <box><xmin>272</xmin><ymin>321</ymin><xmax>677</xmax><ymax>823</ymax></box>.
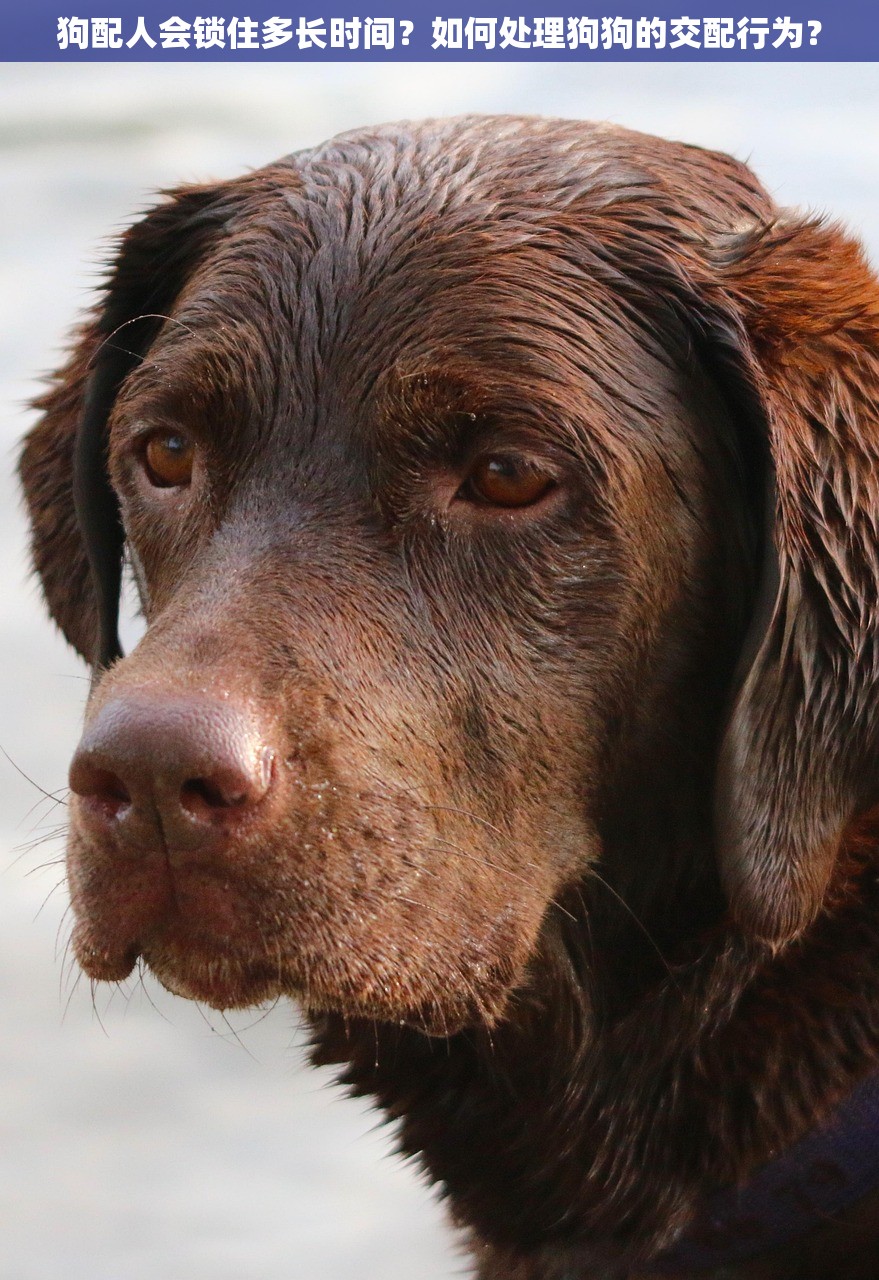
<box><xmin>265</xmin><ymin>770</ymin><xmax>555</xmax><ymax>1029</ymax></box>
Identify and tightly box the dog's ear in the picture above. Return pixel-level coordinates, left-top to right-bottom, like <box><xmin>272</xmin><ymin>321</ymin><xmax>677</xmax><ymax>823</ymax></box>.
<box><xmin>19</xmin><ymin>183</ymin><xmax>236</xmax><ymax>667</ymax></box>
<box><xmin>704</xmin><ymin>217</ymin><xmax>879</xmax><ymax>943</ymax></box>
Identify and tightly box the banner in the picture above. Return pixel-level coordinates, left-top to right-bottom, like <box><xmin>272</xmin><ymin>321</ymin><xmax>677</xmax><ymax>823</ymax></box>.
<box><xmin>4</xmin><ymin>1</ymin><xmax>865</xmax><ymax>60</ymax></box>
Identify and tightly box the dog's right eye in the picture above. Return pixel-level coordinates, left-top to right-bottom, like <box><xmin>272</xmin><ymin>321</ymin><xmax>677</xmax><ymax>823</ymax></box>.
<box><xmin>459</xmin><ymin>454</ymin><xmax>557</xmax><ymax>509</ymax></box>
<box><xmin>141</xmin><ymin>430</ymin><xmax>195</xmax><ymax>489</ymax></box>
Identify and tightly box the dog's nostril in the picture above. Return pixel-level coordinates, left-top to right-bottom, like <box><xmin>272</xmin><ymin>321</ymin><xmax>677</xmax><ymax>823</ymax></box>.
<box><xmin>69</xmin><ymin>760</ymin><xmax>131</xmax><ymax>813</ymax></box>
<box><xmin>177</xmin><ymin>753</ymin><xmax>273</xmax><ymax>821</ymax></box>
<box><xmin>180</xmin><ymin>775</ymin><xmax>251</xmax><ymax>813</ymax></box>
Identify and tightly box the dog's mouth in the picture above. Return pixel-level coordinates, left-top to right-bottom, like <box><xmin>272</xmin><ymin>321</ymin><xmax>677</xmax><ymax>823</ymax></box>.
<box><xmin>70</xmin><ymin>910</ymin><xmax>502</xmax><ymax>1035</ymax></box>
<box><xmin>68</xmin><ymin>866</ymin><xmax>299</xmax><ymax>1010</ymax></box>
<box><xmin>73</xmin><ymin>936</ymin><xmax>290</xmax><ymax>1012</ymax></box>
<box><xmin>66</xmin><ymin>841</ymin><xmax>527</xmax><ymax>1033</ymax></box>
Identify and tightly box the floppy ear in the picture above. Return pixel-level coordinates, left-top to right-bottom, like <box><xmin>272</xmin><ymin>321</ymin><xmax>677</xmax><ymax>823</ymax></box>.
<box><xmin>709</xmin><ymin>216</ymin><xmax>879</xmax><ymax>943</ymax></box>
<box><xmin>19</xmin><ymin>183</ymin><xmax>237</xmax><ymax>667</ymax></box>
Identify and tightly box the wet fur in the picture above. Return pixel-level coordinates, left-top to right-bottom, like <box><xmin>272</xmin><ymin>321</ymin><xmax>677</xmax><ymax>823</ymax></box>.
<box><xmin>19</xmin><ymin>117</ymin><xmax>879</xmax><ymax>1277</ymax></box>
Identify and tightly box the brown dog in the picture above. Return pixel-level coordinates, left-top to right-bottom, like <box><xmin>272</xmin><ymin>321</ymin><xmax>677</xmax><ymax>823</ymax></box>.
<box><xmin>19</xmin><ymin>116</ymin><xmax>879</xmax><ymax>1279</ymax></box>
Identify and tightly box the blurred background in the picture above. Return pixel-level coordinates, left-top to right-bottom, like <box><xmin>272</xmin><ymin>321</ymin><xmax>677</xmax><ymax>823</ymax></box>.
<box><xmin>4</xmin><ymin>62</ymin><xmax>879</xmax><ymax>1280</ymax></box>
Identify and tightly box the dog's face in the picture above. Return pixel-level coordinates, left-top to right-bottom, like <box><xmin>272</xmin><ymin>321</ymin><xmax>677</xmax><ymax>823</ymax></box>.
<box><xmin>21</xmin><ymin>117</ymin><xmax>879</xmax><ymax>1036</ymax></box>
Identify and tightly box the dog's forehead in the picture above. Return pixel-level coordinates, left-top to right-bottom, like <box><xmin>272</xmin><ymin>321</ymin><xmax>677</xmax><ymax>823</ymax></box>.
<box><xmin>289</xmin><ymin>114</ymin><xmax>768</xmax><ymax>219</ymax></box>
<box><xmin>159</xmin><ymin>123</ymin><xmax>660</xmax><ymax>378</ymax></box>
<box><xmin>126</xmin><ymin>116</ymin><xmax>769</xmax><ymax>476</ymax></box>
<box><xmin>191</xmin><ymin>116</ymin><xmax>764</xmax><ymax>345</ymax></box>
<box><xmin>176</xmin><ymin>113</ymin><xmax>770</xmax><ymax>311</ymax></box>
<box><xmin>289</xmin><ymin>114</ymin><xmax>773</xmax><ymax>251</ymax></box>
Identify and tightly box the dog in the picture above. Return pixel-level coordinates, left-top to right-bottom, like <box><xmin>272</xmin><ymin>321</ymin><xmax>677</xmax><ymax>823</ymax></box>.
<box><xmin>19</xmin><ymin>116</ymin><xmax>879</xmax><ymax>1279</ymax></box>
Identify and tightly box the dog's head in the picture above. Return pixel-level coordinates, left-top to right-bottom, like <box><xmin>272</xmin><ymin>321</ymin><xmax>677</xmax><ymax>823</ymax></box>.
<box><xmin>20</xmin><ymin>117</ymin><xmax>879</xmax><ymax>1034</ymax></box>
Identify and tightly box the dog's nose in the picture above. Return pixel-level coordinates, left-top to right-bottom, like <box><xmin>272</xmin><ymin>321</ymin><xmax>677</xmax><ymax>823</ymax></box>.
<box><xmin>69</xmin><ymin>695</ymin><xmax>275</xmax><ymax>851</ymax></box>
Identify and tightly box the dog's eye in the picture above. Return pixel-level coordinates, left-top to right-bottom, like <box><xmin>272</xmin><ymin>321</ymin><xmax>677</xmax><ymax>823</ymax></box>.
<box><xmin>463</xmin><ymin>455</ymin><xmax>555</xmax><ymax>508</ymax></box>
<box><xmin>142</xmin><ymin>431</ymin><xmax>195</xmax><ymax>489</ymax></box>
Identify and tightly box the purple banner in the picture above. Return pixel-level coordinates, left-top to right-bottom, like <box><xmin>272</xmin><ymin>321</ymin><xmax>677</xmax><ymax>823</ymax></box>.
<box><xmin>1</xmin><ymin>1</ymin><xmax>859</xmax><ymax>60</ymax></box>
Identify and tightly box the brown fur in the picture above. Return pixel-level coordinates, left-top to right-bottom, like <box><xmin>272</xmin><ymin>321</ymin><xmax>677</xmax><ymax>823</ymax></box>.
<box><xmin>19</xmin><ymin>116</ymin><xmax>879</xmax><ymax>1277</ymax></box>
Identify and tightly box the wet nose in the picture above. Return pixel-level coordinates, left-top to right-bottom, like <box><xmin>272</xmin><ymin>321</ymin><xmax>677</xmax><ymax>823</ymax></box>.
<box><xmin>69</xmin><ymin>694</ymin><xmax>275</xmax><ymax>851</ymax></box>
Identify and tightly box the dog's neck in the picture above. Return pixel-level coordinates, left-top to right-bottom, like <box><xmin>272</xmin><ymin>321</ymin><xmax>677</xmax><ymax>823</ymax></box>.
<box><xmin>311</xmin><ymin>814</ymin><xmax>879</xmax><ymax>1278</ymax></box>
<box><xmin>653</xmin><ymin>1067</ymin><xmax>879</xmax><ymax>1275</ymax></box>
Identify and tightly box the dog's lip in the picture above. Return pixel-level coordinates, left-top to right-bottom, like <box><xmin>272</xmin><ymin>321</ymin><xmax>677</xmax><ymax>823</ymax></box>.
<box><xmin>70</xmin><ymin>920</ymin><xmax>142</xmax><ymax>982</ymax></box>
<box><xmin>68</xmin><ymin>856</ymin><xmax>277</xmax><ymax>986</ymax></box>
<box><xmin>71</xmin><ymin>892</ymin><xmax>512</xmax><ymax>1031</ymax></box>
<box><xmin>71</xmin><ymin>904</ymin><xmax>293</xmax><ymax>1008</ymax></box>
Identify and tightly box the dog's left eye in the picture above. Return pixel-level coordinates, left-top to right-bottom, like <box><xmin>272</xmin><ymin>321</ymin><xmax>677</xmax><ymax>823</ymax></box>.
<box><xmin>461</xmin><ymin>455</ymin><xmax>556</xmax><ymax>509</ymax></box>
<box><xmin>141</xmin><ymin>430</ymin><xmax>195</xmax><ymax>488</ymax></box>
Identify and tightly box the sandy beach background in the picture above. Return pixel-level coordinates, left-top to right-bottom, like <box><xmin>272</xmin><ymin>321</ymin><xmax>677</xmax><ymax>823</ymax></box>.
<box><xmin>3</xmin><ymin>61</ymin><xmax>879</xmax><ymax>1280</ymax></box>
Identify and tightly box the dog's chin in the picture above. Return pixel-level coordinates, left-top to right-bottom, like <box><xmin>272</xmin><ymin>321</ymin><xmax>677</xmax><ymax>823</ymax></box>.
<box><xmin>143</xmin><ymin>942</ymin><xmax>290</xmax><ymax>1010</ymax></box>
<box><xmin>99</xmin><ymin>931</ymin><xmax>496</xmax><ymax>1039</ymax></box>
<box><xmin>71</xmin><ymin>886</ymin><xmax>523</xmax><ymax>1034</ymax></box>
<box><xmin>152</xmin><ymin>945</ymin><xmax>510</xmax><ymax>1037</ymax></box>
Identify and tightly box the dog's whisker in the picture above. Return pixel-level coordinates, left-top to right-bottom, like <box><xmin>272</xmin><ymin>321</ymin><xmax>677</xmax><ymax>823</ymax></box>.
<box><xmin>16</xmin><ymin>788</ymin><xmax>69</xmax><ymax>833</ymax></box>
<box><xmin>1</xmin><ymin>745</ymin><xmax>67</xmax><ymax>807</ymax></box>
<box><xmin>23</xmin><ymin>854</ymin><xmax>67</xmax><ymax>879</ymax></box>
<box><xmin>60</xmin><ymin>963</ymin><xmax>84</xmax><ymax>1022</ymax></box>
<box><xmin>6</xmin><ymin>827</ymin><xmax>68</xmax><ymax>871</ymax></box>
<box><xmin>32</xmin><ymin>875</ymin><xmax>68</xmax><ymax>923</ymax></box>
<box><xmin>90</xmin><ymin>312</ymin><xmax>196</xmax><ymax>369</ymax></box>
<box><xmin>54</xmin><ymin>902</ymin><xmax>74</xmax><ymax>963</ymax></box>
<box><xmin>582</xmin><ymin>867</ymin><xmax>679</xmax><ymax>987</ymax></box>
<box><xmin>217</xmin><ymin>1011</ymin><xmax>261</xmax><ymax>1061</ymax></box>
<box><xmin>88</xmin><ymin>978</ymin><xmax>111</xmax><ymax>1037</ymax></box>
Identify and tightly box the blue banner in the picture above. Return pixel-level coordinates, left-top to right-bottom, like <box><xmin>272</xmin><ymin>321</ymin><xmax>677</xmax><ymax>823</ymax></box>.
<box><xmin>0</xmin><ymin>0</ymin><xmax>870</xmax><ymax>60</ymax></box>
